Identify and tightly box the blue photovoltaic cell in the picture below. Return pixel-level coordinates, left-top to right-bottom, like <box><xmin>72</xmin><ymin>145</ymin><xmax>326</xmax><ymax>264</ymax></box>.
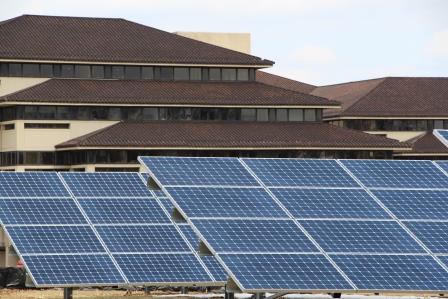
<box><xmin>139</xmin><ymin>157</ymin><xmax>258</xmax><ymax>186</ymax></box>
<box><xmin>404</xmin><ymin>222</ymin><xmax>448</xmax><ymax>254</ymax></box>
<box><xmin>372</xmin><ymin>190</ymin><xmax>448</xmax><ymax>220</ymax></box>
<box><xmin>79</xmin><ymin>198</ymin><xmax>170</xmax><ymax>224</ymax></box>
<box><xmin>158</xmin><ymin>198</ymin><xmax>175</xmax><ymax>214</ymax></box>
<box><xmin>437</xmin><ymin>256</ymin><xmax>448</xmax><ymax>272</ymax></box>
<box><xmin>96</xmin><ymin>225</ymin><xmax>190</xmax><ymax>253</ymax></box>
<box><xmin>24</xmin><ymin>254</ymin><xmax>125</xmax><ymax>286</ymax></box>
<box><xmin>341</xmin><ymin>160</ymin><xmax>448</xmax><ymax>189</ymax></box>
<box><xmin>272</xmin><ymin>188</ymin><xmax>390</xmax><ymax>219</ymax></box>
<box><xmin>436</xmin><ymin>161</ymin><xmax>448</xmax><ymax>173</ymax></box>
<box><xmin>140</xmin><ymin>172</ymin><xmax>167</xmax><ymax>197</ymax></box>
<box><xmin>0</xmin><ymin>172</ymin><xmax>69</xmax><ymax>197</ymax></box>
<box><xmin>191</xmin><ymin>219</ymin><xmax>317</xmax><ymax>253</ymax></box>
<box><xmin>243</xmin><ymin>159</ymin><xmax>358</xmax><ymax>187</ymax></box>
<box><xmin>114</xmin><ymin>253</ymin><xmax>211</xmax><ymax>283</ymax></box>
<box><xmin>179</xmin><ymin>225</ymin><xmax>200</xmax><ymax>249</ymax></box>
<box><xmin>0</xmin><ymin>198</ymin><xmax>86</xmax><ymax>225</ymax></box>
<box><xmin>300</xmin><ymin>220</ymin><xmax>424</xmax><ymax>253</ymax></box>
<box><xmin>166</xmin><ymin>187</ymin><xmax>287</xmax><ymax>218</ymax></box>
<box><xmin>8</xmin><ymin>226</ymin><xmax>104</xmax><ymax>254</ymax></box>
<box><xmin>331</xmin><ymin>254</ymin><xmax>448</xmax><ymax>291</ymax></box>
<box><xmin>61</xmin><ymin>172</ymin><xmax>153</xmax><ymax>197</ymax></box>
<box><xmin>201</xmin><ymin>255</ymin><xmax>228</xmax><ymax>282</ymax></box>
<box><xmin>220</xmin><ymin>253</ymin><xmax>353</xmax><ymax>291</ymax></box>
<box><xmin>435</xmin><ymin>130</ymin><xmax>448</xmax><ymax>145</ymax></box>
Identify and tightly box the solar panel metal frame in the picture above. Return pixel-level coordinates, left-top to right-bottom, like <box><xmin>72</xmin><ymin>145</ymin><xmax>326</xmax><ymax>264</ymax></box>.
<box><xmin>434</xmin><ymin>129</ymin><xmax>448</xmax><ymax>148</ymax></box>
<box><xmin>140</xmin><ymin>156</ymin><xmax>448</xmax><ymax>294</ymax></box>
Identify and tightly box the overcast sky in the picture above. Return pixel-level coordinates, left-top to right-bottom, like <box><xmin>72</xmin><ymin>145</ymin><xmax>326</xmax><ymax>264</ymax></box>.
<box><xmin>1</xmin><ymin>0</ymin><xmax>447</xmax><ymax>85</ymax></box>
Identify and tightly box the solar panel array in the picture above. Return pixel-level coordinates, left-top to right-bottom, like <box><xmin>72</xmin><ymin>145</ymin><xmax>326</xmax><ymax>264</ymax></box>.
<box><xmin>434</xmin><ymin>129</ymin><xmax>448</xmax><ymax>147</ymax></box>
<box><xmin>0</xmin><ymin>172</ymin><xmax>221</xmax><ymax>287</ymax></box>
<box><xmin>140</xmin><ymin>157</ymin><xmax>448</xmax><ymax>293</ymax></box>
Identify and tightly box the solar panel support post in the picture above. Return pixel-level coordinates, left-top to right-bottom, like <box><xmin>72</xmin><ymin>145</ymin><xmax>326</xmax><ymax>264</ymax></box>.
<box><xmin>63</xmin><ymin>287</ymin><xmax>73</xmax><ymax>299</ymax></box>
<box><xmin>252</xmin><ymin>293</ymin><xmax>266</xmax><ymax>299</ymax></box>
<box><xmin>181</xmin><ymin>286</ymin><xmax>188</xmax><ymax>294</ymax></box>
<box><xmin>225</xmin><ymin>291</ymin><xmax>235</xmax><ymax>299</ymax></box>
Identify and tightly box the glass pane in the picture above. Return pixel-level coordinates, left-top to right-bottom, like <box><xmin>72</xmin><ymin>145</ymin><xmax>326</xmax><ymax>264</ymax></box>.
<box><xmin>112</xmin><ymin>66</ymin><xmax>125</xmax><ymax>79</ymax></box>
<box><xmin>227</xmin><ymin>109</ymin><xmax>239</xmax><ymax>120</ymax></box>
<box><xmin>40</xmin><ymin>64</ymin><xmax>53</xmax><ymax>77</ymax></box>
<box><xmin>53</xmin><ymin>65</ymin><xmax>61</xmax><ymax>77</ymax></box>
<box><xmin>108</xmin><ymin>108</ymin><xmax>122</xmax><ymax>120</ymax></box>
<box><xmin>124</xmin><ymin>66</ymin><xmax>141</xmax><ymax>79</ymax></box>
<box><xmin>91</xmin><ymin>66</ymin><xmax>105</xmax><ymax>78</ymax></box>
<box><xmin>77</xmin><ymin>107</ymin><xmax>91</xmax><ymax>120</ymax></box>
<box><xmin>249</xmin><ymin>68</ymin><xmax>256</xmax><ymax>81</ymax></box>
<box><xmin>222</xmin><ymin>68</ymin><xmax>237</xmax><ymax>81</ymax></box>
<box><xmin>61</xmin><ymin>65</ymin><xmax>74</xmax><ymax>78</ymax></box>
<box><xmin>174</xmin><ymin>68</ymin><xmax>189</xmax><ymax>80</ymax></box>
<box><xmin>22</xmin><ymin>64</ymin><xmax>40</xmax><ymax>77</ymax></box>
<box><xmin>104</xmin><ymin>66</ymin><xmax>112</xmax><ymax>79</ymax></box>
<box><xmin>190</xmin><ymin>68</ymin><xmax>202</xmax><ymax>80</ymax></box>
<box><xmin>75</xmin><ymin>65</ymin><xmax>91</xmax><ymax>78</ymax></box>
<box><xmin>9</xmin><ymin>63</ymin><xmax>22</xmax><ymax>76</ymax></box>
<box><xmin>38</xmin><ymin>106</ymin><xmax>56</xmax><ymax>119</ymax></box>
<box><xmin>180</xmin><ymin>108</ymin><xmax>192</xmax><ymax>120</ymax></box>
<box><xmin>56</xmin><ymin>106</ymin><xmax>73</xmax><ymax>119</ymax></box>
<box><xmin>24</xmin><ymin>106</ymin><xmax>38</xmax><ymax>119</ymax></box>
<box><xmin>91</xmin><ymin>108</ymin><xmax>108</xmax><ymax>120</ymax></box>
<box><xmin>434</xmin><ymin>120</ymin><xmax>444</xmax><ymax>129</ymax></box>
<box><xmin>277</xmin><ymin>109</ymin><xmax>288</xmax><ymax>121</ymax></box>
<box><xmin>257</xmin><ymin>109</ymin><xmax>269</xmax><ymax>121</ymax></box>
<box><xmin>304</xmin><ymin>109</ymin><xmax>316</xmax><ymax>121</ymax></box>
<box><xmin>159</xmin><ymin>108</ymin><xmax>167</xmax><ymax>120</ymax></box>
<box><xmin>241</xmin><ymin>109</ymin><xmax>256</xmax><ymax>121</ymax></box>
<box><xmin>289</xmin><ymin>109</ymin><xmax>304</xmax><ymax>121</ymax></box>
<box><xmin>141</xmin><ymin>67</ymin><xmax>154</xmax><ymax>79</ymax></box>
<box><xmin>316</xmin><ymin>109</ymin><xmax>323</xmax><ymax>121</ymax></box>
<box><xmin>202</xmin><ymin>68</ymin><xmax>209</xmax><ymax>80</ymax></box>
<box><xmin>127</xmin><ymin>108</ymin><xmax>142</xmax><ymax>120</ymax></box>
<box><xmin>142</xmin><ymin>108</ymin><xmax>158</xmax><ymax>120</ymax></box>
<box><xmin>268</xmin><ymin>109</ymin><xmax>276</xmax><ymax>121</ymax></box>
<box><xmin>160</xmin><ymin>67</ymin><xmax>174</xmax><ymax>80</ymax></box>
<box><xmin>237</xmin><ymin>69</ymin><xmax>249</xmax><ymax>81</ymax></box>
<box><xmin>209</xmin><ymin>68</ymin><xmax>221</xmax><ymax>81</ymax></box>
<box><xmin>0</xmin><ymin>63</ymin><xmax>8</xmax><ymax>76</ymax></box>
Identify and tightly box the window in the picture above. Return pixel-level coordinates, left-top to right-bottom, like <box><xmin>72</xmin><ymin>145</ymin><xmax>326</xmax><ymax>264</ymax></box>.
<box><xmin>141</xmin><ymin>67</ymin><xmax>154</xmax><ymax>79</ymax></box>
<box><xmin>112</xmin><ymin>66</ymin><xmax>125</xmax><ymax>79</ymax></box>
<box><xmin>249</xmin><ymin>69</ymin><xmax>256</xmax><ymax>81</ymax></box>
<box><xmin>127</xmin><ymin>108</ymin><xmax>142</xmax><ymax>120</ymax></box>
<box><xmin>108</xmin><ymin>108</ymin><xmax>122</xmax><ymax>120</ymax></box>
<box><xmin>434</xmin><ymin>120</ymin><xmax>444</xmax><ymax>129</ymax></box>
<box><xmin>24</xmin><ymin>123</ymin><xmax>70</xmax><ymax>129</ymax></box>
<box><xmin>276</xmin><ymin>109</ymin><xmax>288</xmax><ymax>121</ymax></box>
<box><xmin>3</xmin><ymin>124</ymin><xmax>14</xmax><ymax>130</ymax></box>
<box><xmin>56</xmin><ymin>107</ymin><xmax>74</xmax><ymax>119</ymax></box>
<box><xmin>104</xmin><ymin>66</ymin><xmax>112</xmax><ymax>79</ymax></box>
<box><xmin>190</xmin><ymin>68</ymin><xmax>202</xmax><ymax>80</ymax></box>
<box><xmin>91</xmin><ymin>66</ymin><xmax>105</xmax><ymax>78</ymax></box>
<box><xmin>209</xmin><ymin>68</ymin><xmax>221</xmax><ymax>81</ymax></box>
<box><xmin>24</xmin><ymin>106</ymin><xmax>39</xmax><ymax>119</ymax></box>
<box><xmin>237</xmin><ymin>69</ymin><xmax>249</xmax><ymax>81</ymax></box>
<box><xmin>304</xmin><ymin>109</ymin><xmax>316</xmax><ymax>121</ymax></box>
<box><xmin>289</xmin><ymin>109</ymin><xmax>304</xmax><ymax>121</ymax></box>
<box><xmin>22</xmin><ymin>64</ymin><xmax>40</xmax><ymax>77</ymax></box>
<box><xmin>61</xmin><ymin>65</ymin><xmax>75</xmax><ymax>78</ymax></box>
<box><xmin>268</xmin><ymin>109</ymin><xmax>276</xmax><ymax>121</ymax></box>
<box><xmin>91</xmin><ymin>108</ymin><xmax>109</xmax><ymax>120</ymax></box>
<box><xmin>74</xmin><ymin>65</ymin><xmax>91</xmax><ymax>78</ymax></box>
<box><xmin>160</xmin><ymin>67</ymin><xmax>174</xmax><ymax>80</ymax></box>
<box><xmin>257</xmin><ymin>109</ymin><xmax>269</xmax><ymax>121</ymax></box>
<box><xmin>241</xmin><ymin>109</ymin><xmax>256</xmax><ymax>121</ymax></box>
<box><xmin>53</xmin><ymin>65</ymin><xmax>61</xmax><ymax>77</ymax></box>
<box><xmin>222</xmin><ymin>68</ymin><xmax>237</xmax><ymax>81</ymax></box>
<box><xmin>143</xmin><ymin>108</ymin><xmax>158</xmax><ymax>120</ymax></box>
<box><xmin>174</xmin><ymin>68</ymin><xmax>189</xmax><ymax>80</ymax></box>
<box><xmin>9</xmin><ymin>64</ymin><xmax>22</xmax><ymax>76</ymax></box>
<box><xmin>202</xmin><ymin>68</ymin><xmax>209</xmax><ymax>81</ymax></box>
<box><xmin>124</xmin><ymin>66</ymin><xmax>140</xmax><ymax>79</ymax></box>
<box><xmin>0</xmin><ymin>63</ymin><xmax>8</xmax><ymax>76</ymax></box>
<box><xmin>38</xmin><ymin>106</ymin><xmax>56</xmax><ymax>119</ymax></box>
<box><xmin>40</xmin><ymin>64</ymin><xmax>53</xmax><ymax>77</ymax></box>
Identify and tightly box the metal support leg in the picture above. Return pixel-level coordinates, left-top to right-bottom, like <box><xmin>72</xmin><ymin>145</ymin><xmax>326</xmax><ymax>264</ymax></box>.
<box><xmin>181</xmin><ymin>286</ymin><xmax>188</xmax><ymax>294</ymax></box>
<box><xmin>332</xmin><ymin>293</ymin><xmax>341</xmax><ymax>299</ymax></box>
<box><xmin>253</xmin><ymin>293</ymin><xmax>266</xmax><ymax>299</ymax></box>
<box><xmin>63</xmin><ymin>287</ymin><xmax>73</xmax><ymax>299</ymax></box>
<box><xmin>225</xmin><ymin>291</ymin><xmax>235</xmax><ymax>299</ymax></box>
<box><xmin>144</xmin><ymin>286</ymin><xmax>150</xmax><ymax>295</ymax></box>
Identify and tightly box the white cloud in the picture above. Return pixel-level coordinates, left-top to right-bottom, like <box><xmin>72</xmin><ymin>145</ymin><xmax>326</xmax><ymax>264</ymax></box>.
<box><xmin>425</xmin><ymin>30</ymin><xmax>448</xmax><ymax>58</ymax></box>
<box><xmin>292</xmin><ymin>44</ymin><xmax>336</xmax><ymax>64</ymax></box>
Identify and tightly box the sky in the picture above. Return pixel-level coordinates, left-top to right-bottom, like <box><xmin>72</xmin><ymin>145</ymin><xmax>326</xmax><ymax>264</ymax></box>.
<box><xmin>1</xmin><ymin>0</ymin><xmax>447</xmax><ymax>85</ymax></box>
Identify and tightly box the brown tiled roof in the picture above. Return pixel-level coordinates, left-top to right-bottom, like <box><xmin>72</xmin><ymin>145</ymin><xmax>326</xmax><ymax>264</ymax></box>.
<box><xmin>256</xmin><ymin>71</ymin><xmax>316</xmax><ymax>94</ymax></box>
<box><xmin>56</xmin><ymin>121</ymin><xmax>409</xmax><ymax>149</ymax></box>
<box><xmin>400</xmin><ymin>131</ymin><xmax>448</xmax><ymax>155</ymax></box>
<box><xmin>0</xmin><ymin>15</ymin><xmax>273</xmax><ymax>66</ymax></box>
<box><xmin>312</xmin><ymin>77</ymin><xmax>448</xmax><ymax>117</ymax></box>
<box><xmin>2</xmin><ymin>79</ymin><xmax>339</xmax><ymax>107</ymax></box>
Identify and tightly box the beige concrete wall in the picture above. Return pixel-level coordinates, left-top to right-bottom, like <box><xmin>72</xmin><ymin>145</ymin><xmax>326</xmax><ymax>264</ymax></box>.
<box><xmin>365</xmin><ymin>131</ymin><xmax>423</xmax><ymax>142</ymax></box>
<box><xmin>175</xmin><ymin>32</ymin><xmax>251</xmax><ymax>54</ymax></box>
<box><xmin>0</xmin><ymin>77</ymin><xmax>49</xmax><ymax>97</ymax></box>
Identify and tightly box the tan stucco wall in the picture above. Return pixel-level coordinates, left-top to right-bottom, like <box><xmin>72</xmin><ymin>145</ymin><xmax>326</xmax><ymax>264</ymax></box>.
<box><xmin>0</xmin><ymin>77</ymin><xmax>49</xmax><ymax>97</ymax></box>
<box><xmin>175</xmin><ymin>32</ymin><xmax>251</xmax><ymax>54</ymax></box>
<box><xmin>365</xmin><ymin>131</ymin><xmax>423</xmax><ymax>142</ymax></box>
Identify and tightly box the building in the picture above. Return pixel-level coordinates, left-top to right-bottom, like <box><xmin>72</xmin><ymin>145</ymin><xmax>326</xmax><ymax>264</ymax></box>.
<box><xmin>0</xmin><ymin>15</ymin><xmax>408</xmax><ymax>171</ymax></box>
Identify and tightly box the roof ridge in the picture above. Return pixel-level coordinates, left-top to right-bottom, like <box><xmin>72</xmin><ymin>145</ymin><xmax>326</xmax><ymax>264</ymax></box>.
<box><xmin>317</xmin><ymin>77</ymin><xmax>387</xmax><ymax>88</ymax></box>
<box><xmin>20</xmin><ymin>14</ymin><xmax>124</xmax><ymax>21</ymax></box>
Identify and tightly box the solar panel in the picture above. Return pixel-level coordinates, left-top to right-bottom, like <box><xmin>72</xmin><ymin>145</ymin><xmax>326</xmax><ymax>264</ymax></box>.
<box><xmin>433</xmin><ymin>129</ymin><xmax>448</xmax><ymax>147</ymax></box>
<box><xmin>372</xmin><ymin>190</ymin><xmax>448</xmax><ymax>220</ymax></box>
<box><xmin>191</xmin><ymin>219</ymin><xmax>318</xmax><ymax>253</ymax></box>
<box><xmin>165</xmin><ymin>187</ymin><xmax>287</xmax><ymax>218</ymax></box>
<box><xmin>25</xmin><ymin>254</ymin><xmax>125</xmax><ymax>286</ymax></box>
<box><xmin>243</xmin><ymin>158</ymin><xmax>358</xmax><ymax>187</ymax></box>
<box><xmin>436</xmin><ymin>161</ymin><xmax>448</xmax><ymax>174</ymax></box>
<box><xmin>0</xmin><ymin>172</ymin><xmax>69</xmax><ymax>198</ymax></box>
<box><xmin>158</xmin><ymin>197</ymin><xmax>175</xmax><ymax>213</ymax></box>
<box><xmin>78</xmin><ymin>198</ymin><xmax>170</xmax><ymax>224</ymax></box>
<box><xmin>114</xmin><ymin>253</ymin><xmax>212</xmax><ymax>283</ymax></box>
<box><xmin>139</xmin><ymin>173</ymin><xmax>167</xmax><ymax>197</ymax></box>
<box><xmin>331</xmin><ymin>254</ymin><xmax>448</xmax><ymax>291</ymax></box>
<box><xmin>219</xmin><ymin>254</ymin><xmax>353</xmax><ymax>291</ymax></box>
<box><xmin>178</xmin><ymin>225</ymin><xmax>200</xmax><ymax>249</ymax></box>
<box><xmin>272</xmin><ymin>188</ymin><xmax>390</xmax><ymax>219</ymax></box>
<box><xmin>139</xmin><ymin>157</ymin><xmax>258</xmax><ymax>186</ymax></box>
<box><xmin>201</xmin><ymin>255</ymin><xmax>228</xmax><ymax>282</ymax></box>
<box><xmin>0</xmin><ymin>198</ymin><xmax>86</xmax><ymax>225</ymax></box>
<box><xmin>404</xmin><ymin>221</ymin><xmax>448</xmax><ymax>254</ymax></box>
<box><xmin>61</xmin><ymin>172</ymin><xmax>153</xmax><ymax>197</ymax></box>
<box><xmin>341</xmin><ymin>160</ymin><xmax>448</xmax><ymax>189</ymax></box>
<box><xmin>7</xmin><ymin>225</ymin><xmax>105</xmax><ymax>254</ymax></box>
<box><xmin>96</xmin><ymin>225</ymin><xmax>190</xmax><ymax>253</ymax></box>
<box><xmin>300</xmin><ymin>220</ymin><xmax>425</xmax><ymax>253</ymax></box>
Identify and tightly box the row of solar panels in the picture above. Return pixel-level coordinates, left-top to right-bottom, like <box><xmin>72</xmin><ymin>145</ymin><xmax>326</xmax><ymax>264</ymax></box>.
<box><xmin>140</xmin><ymin>157</ymin><xmax>448</xmax><ymax>293</ymax></box>
<box><xmin>0</xmin><ymin>172</ymin><xmax>226</xmax><ymax>287</ymax></box>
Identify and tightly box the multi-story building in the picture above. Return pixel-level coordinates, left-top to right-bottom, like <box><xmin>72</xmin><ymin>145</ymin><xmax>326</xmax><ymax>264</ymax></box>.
<box><xmin>0</xmin><ymin>15</ymin><xmax>407</xmax><ymax>171</ymax></box>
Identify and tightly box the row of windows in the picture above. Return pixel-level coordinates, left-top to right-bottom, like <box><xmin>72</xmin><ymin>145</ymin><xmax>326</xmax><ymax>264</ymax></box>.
<box><xmin>0</xmin><ymin>62</ymin><xmax>256</xmax><ymax>81</ymax></box>
<box><xmin>0</xmin><ymin>149</ymin><xmax>392</xmax><ymax>167</ymax></box>
<box><xmin>0</xmin><ymin>106</ymin><xmax>323</xmax><ymax>122</ymax></box>
<box><xmin>332</xmin><ymin>119</ymin><xmax>448</xmax><ymax>131</ymax></box>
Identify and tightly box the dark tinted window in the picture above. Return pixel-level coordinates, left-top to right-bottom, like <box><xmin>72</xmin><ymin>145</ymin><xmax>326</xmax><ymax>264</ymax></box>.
<box><xmin>241</xmin><ymin>109</ymin><xmax>256</xmax><ymax>121</ymax></box>
<box><xmin>141</xmin><ymin>67</ymin><xmax>154</xmax><ymax>79</ymax></box>
<box><xmin>143</xmin><ymin>108</ymin><xmax>158</xmax><ymax>120</ymax></box>
<box><xmin>91</xmin><ymin>66</ymin><xmax>105</xmax><ymax>78</ymax></box>
<box><xmin>209</xmin><ymin>68</ymin><xmax>221</xmax><ymax>81</ymax></box>
<box><xmin>61</xmin><ymin>65</ymin><xmax>74</xmax><ymax>78</ymax></box>
<box><xmin>268</xmin><ymin>109</ymin><xmax>276</xmax><ymax>121</ymax></box>
<box><xmin>237</xmin><ymin>68</ymin><xmax>249</xmax><ymax>81</ymax></box>
<box><xmin>9</xmin><ymin>64</ymin><xmax>22</xmax><ymax>76</ymax></box>
<box><xmin>0</xmin><ymin>63</ymin><xmax>8</xmax><ymax>76</ymax></box>
<box><xmin>112</xmin><ymin>66</ymin><xmax>125</xmax><ymax>79</ymax></box>
<box><xmin>160</xmin><ymin>67</ymin><xmax>174</xmax><ymax>80</ymax></box>
<box><xmin>190</xmin><ymin>68</ymin><xmax>202</xmax><ymax>80</ymax></box>
<box><xmin>277</xmin><ymin>109</ymin><xmax>288</xmax><ymax>121</ymax></box>
<box><xmin>40</xmin><ymin>64</ymin><xmax>53</xmax><ymax>77</ymax></box>
<box><xmin>53</xmin><ymin>65</ymin><xmax>61</xmax><ymax>77</ymax></box>
<box><xmin>108</xmin><ymin>108</ymin><xmax>122</xmax><ymax>120</ymax></box>
<box><xmin>257</xmin><ymin>109</ymin><xmax>269</xmax><ymax>121</ymax></box>
<box><xmin>304</xmin><ymin>109</ymin><xmax>316</xmax><ymax>121</ymax></box>
<box><xmin>289</xmin><ymin>109</ymin><xmax>303</xmax><ymax>121</ymax></box>
<box><xmin>104</xmin><ymin>66</ymin><xmax>112</xmax><ymax>79</ymax></box>
<box><xmin>202</xmin><ymin>68</ymin><xmax>209</xmax><ymax>80</ymax></box>
<box><xmin>174</xmin><ymin>68</ymin><xmax>189</xmax><ymax>80</ymax></box>
<box><xmin>249</xmin><ymin>68</ymin><xmax>256</xmax><ymax>81</ymax></box>
<box><xmin>38</xmin><ymin>106</ymin><xmax>56</xmax><ymax>119</ymax></box>
<box><xmin>75</xmin><ymin>65</ymin><xmax>91</xmax><ymax>78</ymax></box>
<box><xmin>222</xmin><ymin>68</ymin><xmax>237</xmax><ymax>81</ymax></box>
<box><xmin>22</xmin><ymin>64</ymin><xmax>40</xmax><ymax>77</ymax></box>
<box><xmin>125</xmin><ymin>66</ymin><xmax>140</xmax><ymax>79</ymax></box>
